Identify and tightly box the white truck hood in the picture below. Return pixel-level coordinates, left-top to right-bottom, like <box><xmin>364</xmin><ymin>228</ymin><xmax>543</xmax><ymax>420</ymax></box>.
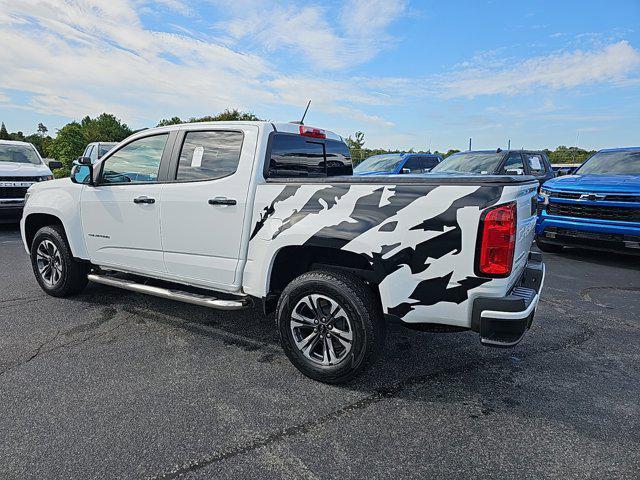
<box><xmin>0</xmin><ymin>161</ymin><xmax>53</xmax><ymax>177</ymax></box>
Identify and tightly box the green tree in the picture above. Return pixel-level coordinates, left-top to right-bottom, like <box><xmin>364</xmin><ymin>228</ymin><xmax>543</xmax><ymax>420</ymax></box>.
<box><xmin>156</xmin><ymin>109</ymin><xmax>261</xmax><ymax>127</ymax></box>
<box><xmin>346</xmin><ymin>131</ymin><xmax>366</xmax><ymax>164</ymax></box>
<box><xmin>37</xmin><ymin>123</ymin><xmax>48</xmax><ymax>136</ymax></box>
<box><xmin>0</xmin><ymin>122</ymin><xmax>9</xmax><ymax>140</ymax></box>
<box><xmin>45</xmin><ymin>122</ymin><xmax>86</xmax><ymax>177</ymax></box>
<box><xmin>156</xmin><ymin>116</ymin><xmax>183</xmax><ymax>127</ymax></box>
<box><xmin>81</xmin><ymin>113</ymin><xmax>133</xmax><ymax>143</ymax></box>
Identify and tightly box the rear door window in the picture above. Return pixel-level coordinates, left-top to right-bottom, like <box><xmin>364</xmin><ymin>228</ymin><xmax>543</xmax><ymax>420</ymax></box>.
<box><xmin>524</xmin><ymin>153</ymin><xmax>544</xmax><ymax>175</ymax></box>
<box><xmin>175</xmin><ymin>130</ymin><xmax>243</xmax><ymax>181</ymax></box>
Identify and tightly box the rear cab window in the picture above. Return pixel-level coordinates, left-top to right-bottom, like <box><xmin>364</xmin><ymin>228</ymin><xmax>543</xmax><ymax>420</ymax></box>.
<box><xmin>267</xmin><ymin>133</ymin><xmax>352</xmax><ymax>178</ymax></box>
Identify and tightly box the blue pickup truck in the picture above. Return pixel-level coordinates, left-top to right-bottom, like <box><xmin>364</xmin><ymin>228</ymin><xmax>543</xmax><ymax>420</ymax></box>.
<box><xmin>353</xmin><ymin>153</ymin><xmax>442</xmax><ymax>176</ymax></box>
<box><xmin>536</xmin><ymin>147</ymin><xmax>640</xmax><ymax>255</ymax></box>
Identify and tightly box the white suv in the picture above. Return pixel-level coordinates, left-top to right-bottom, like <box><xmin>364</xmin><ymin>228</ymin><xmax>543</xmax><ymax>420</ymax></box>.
<box><xmin>0</xmin><ymin>140</ymin><xmax>60</xmax><ymax>223</ymax></box>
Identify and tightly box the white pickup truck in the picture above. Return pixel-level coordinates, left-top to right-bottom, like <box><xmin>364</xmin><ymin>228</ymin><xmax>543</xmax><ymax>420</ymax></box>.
<box><xmin>21</xmin><ymin>121</ymin><xmax>544</xmax><ymax>383</ymax></box>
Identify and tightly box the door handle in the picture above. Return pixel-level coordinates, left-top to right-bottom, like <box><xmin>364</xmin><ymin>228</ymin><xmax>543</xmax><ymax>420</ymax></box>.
<box><xmin>133</xmin><ymin>196</ymin><xmax>155</xmax><ymax>204</ymax></box>
<box><xmin>208</xmin><ymin>197</ymin><xmax>237</xmax><ymax>206</ymax></box>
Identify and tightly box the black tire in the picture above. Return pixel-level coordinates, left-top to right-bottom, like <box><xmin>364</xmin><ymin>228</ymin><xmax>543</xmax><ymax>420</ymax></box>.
<box><xmin>535</xmin><ymin>237</ymin><xmax>564</xmax><ymax>254</ymax></box>
<box><xmin>276</xmin><ymin>270</ymin><xmax>385</xmax><ymax>384</ymax></box>
<box><xmin>30</xmin><ymin>225</ymin><xmax>90</xmax><ymax>297</ymax></box>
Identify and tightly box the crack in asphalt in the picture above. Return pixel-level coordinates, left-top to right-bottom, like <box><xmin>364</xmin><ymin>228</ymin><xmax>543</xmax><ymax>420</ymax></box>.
<box><xmin>0</xmin><ymin>309</ymin><xmax>130</xmax><ymax>377</ymax></box>
<box><xmin>149</xmin><ymin>361</ymin><xmax>478</xmax><ymax>480</ymax></box>
<box><xmin>148</xmin><ymin>305</ymin><xmax>601</xmax><ymax>480</ymax></box>
<box><xmin>580</xmin><ymin>286</ymin><xmax>640</xmax><ymax>310</ymax></box>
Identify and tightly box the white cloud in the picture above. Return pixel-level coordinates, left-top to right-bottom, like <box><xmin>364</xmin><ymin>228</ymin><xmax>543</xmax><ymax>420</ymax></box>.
<box><xmin>214</xmin><ymin>0</ymin><xmax>406</xmax><ymax>70</ymax></box>
<box><xmin>0</xmin><ymin>0</ymin><xmax>404</xmax><ymax>128</ymax></box>
<box><xmin>440</xmin><ymin>41</ymin><xmax>640</xmax><ymax>98</ymax></box>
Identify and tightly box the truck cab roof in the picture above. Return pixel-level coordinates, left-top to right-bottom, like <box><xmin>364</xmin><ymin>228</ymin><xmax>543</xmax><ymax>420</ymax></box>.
<box><xmin>140</xmin><ymin>121</ymin><xmax>343</xmax><ymax>142</ymax></box>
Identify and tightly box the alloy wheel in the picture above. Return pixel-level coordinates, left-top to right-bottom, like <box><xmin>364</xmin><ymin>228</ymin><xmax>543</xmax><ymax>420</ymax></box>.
<box><xmin>290</xmin><ymin>294</ymin><xmax>353</xmax><ymax>366</ymax></box>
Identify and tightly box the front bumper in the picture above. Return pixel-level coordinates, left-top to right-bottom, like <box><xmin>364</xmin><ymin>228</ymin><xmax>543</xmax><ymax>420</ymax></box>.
<box><xmin>0</xmin><ymin>200</ymin><xmax>24</xmax><ymax>223</ymax></box>
<box><xmin>471</xmin><ymin>252</ymin><xmax>545</xmax><ymax>347</ymax></box>
<box><xmin>536</xmin><ymin>207</ymin><xmax>640</xmax><ymax>253</ymax></box>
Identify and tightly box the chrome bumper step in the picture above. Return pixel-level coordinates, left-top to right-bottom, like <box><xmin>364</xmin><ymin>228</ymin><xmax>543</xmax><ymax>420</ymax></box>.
<box><xmin>87</xmin><ymin>273</ymin><xmax>248</xmax><ymax>310</ymax></box>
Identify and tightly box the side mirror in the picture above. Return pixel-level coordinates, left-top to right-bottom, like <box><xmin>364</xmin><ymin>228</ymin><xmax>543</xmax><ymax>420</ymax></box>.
<box><xmin>401</xmin><ymin>168</ymin><xmax>412</xmax><ymax>174</ymax></box>
<box><xmin>77</xmin><ymin>156</ymin><xmax>92</xmax><ymax>165</ymax></box>
<box><xmin>47</xmin><ymin>160</ymin><xmax>63</xmax><ymax>170</ymax></box>
<box><xmin>71</xmin><ymin>163</ymin><xmax>94</xmax><ymax>185</ymax></box>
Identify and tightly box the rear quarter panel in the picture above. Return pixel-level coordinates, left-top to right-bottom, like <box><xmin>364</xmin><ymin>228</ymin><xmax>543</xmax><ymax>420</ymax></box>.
<box><xmin>244</xmin><ymin>180</ymin><xmax>538</xmax><ymax>328</ymax></box>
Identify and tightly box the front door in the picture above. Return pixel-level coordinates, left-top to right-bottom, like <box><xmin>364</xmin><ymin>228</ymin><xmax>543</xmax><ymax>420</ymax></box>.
<box><xmin>81</xmin><ymin>133</ymin><xmax>171</xmax><ymax>275</ymax></box>
<box><xmin>160</xmin><ymin>126</ymin><xmax>257</xmax><ymax>290</ymax></box>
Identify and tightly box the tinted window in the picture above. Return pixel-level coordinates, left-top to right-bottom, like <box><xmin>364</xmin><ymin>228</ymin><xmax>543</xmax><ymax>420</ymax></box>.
<box><xmin>325</xmin><ymin>140</ymin><xmax>352</xmax><ymax>176</ymax></box>
<box><xmin>176</xmin><ymin>131</ymin><xmax>243</xmax><ymax>181</ymax></box>
<box><xmin>576</xmin><ymin>150</ymin><xmax>640</xmax><ymax>175</ymax></box>
<box><xmin>404</xmin><ymin>156</ymin><xmax>439</xmax><ymax>173</ymax></box>
<box><xmin>100</xmin><ymin>134</ymin><xmax>167</xmax><ymax>184</ymax></box>
<box><xmin>524</xmin><ymin>153</ymin><xmax>544</xmax><ymax>174</ymax></box>
<box><xmin>502</xmin><ymin>153</ymin><xmax>525</xmax><ymax>174</ymax></box>
<box><xmin>84</xmin><ymin>145</ymin><xmax>94</xmax><ymax>159</ymax></box>
<box><xmin>404</xmin><ymin>157</ymin><xmax>423</xmax><ymax>172</ymax></box>
<box><xmin>268</xmin><ymin>134</ymin><xmax>325</xmax><ymax>178</ymax></box>
<box><xmin>422</xmin><ymin>156</ymin><xmax>440</xmax><ymax>170</ymax></box>
<box><xmin>431</xmin><ymin>152</ymin><xmax>503</xmax><ymax>174</ymax></box>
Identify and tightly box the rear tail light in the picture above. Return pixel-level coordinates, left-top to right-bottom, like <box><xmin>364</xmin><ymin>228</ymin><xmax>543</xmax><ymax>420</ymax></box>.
<box><xmin>299</xmin><ymin>125</ymin><xmax>326</xmax><ymax>139</ymax></box>
<box><xmin>476</xmin><ymin>202</ymin><xmax>517</xmax><ymax>277</ymax></box>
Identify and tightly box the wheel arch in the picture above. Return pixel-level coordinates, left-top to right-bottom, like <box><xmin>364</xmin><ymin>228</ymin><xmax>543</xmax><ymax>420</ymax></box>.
<box><xmin>24</xmin><ymin>213</ymin><xmax>66</xmax><ymax>251</ymax></box>
<box><xmin>264</xmin><ymin>245</ymin><xmax>381</xmax><ymax>315</ymax></box>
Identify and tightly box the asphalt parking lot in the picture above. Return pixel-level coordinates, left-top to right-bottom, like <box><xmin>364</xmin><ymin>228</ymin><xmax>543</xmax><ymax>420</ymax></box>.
<box><xmin>1</xmin><ymin>223</ymin><xmax>639</xmax><ymax>479</ymax></box>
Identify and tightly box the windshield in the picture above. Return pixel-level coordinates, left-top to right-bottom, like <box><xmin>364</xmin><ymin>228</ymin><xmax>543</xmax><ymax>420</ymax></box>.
<box><xmin>353</xmin><ymin>154</ymin><xmax>404</xmax><ymax>173</ymax></box>
<box><xmin>576</xmin><ymin>150</ymin><xmax>640</xmax><ymax>175</ymax></box>
<box><xmin>430</xmin><ymin>152</ymin><xmax>503</xmax><ymax>174</ymax></box>
<box><xmin>0</xmin><ymin>144</ymin><xmax>41</xmax><ymax>165</ymax></box>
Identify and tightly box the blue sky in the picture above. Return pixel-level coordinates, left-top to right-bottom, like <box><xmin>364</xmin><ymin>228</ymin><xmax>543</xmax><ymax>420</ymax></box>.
<box><xmin>0</xmin><ymin>0</ymin><xmax>639</xmax><ymax>152</ymax></box>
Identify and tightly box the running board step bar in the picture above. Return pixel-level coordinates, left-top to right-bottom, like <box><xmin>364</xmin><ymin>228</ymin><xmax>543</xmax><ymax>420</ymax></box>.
<box><xmin>87</xmin><ymin>274</ymin><xmax>248</xmax><ymax>311</ymax></box>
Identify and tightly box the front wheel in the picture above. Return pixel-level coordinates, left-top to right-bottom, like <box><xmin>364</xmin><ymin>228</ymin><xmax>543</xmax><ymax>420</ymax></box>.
<box><xmin>30</xmin><ymin>225</ymin><xmax>90</xmax><ymax>297</ymax></box>
<box><xmin>276</xmin><ymin>270</ymin><xmax>385</xmax><ymax>384</ymax></box>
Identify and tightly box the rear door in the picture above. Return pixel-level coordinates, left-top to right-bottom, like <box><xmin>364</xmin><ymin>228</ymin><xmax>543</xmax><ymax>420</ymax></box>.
<box><xmin>160</xmin><ymin>125</ymin><xmax>258</xmax><ymax>289</ymax></box>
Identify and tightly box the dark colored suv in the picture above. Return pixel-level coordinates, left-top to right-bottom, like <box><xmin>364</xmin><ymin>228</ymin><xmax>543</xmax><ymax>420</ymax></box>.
<box><xmin>430</xmin><ymin>150</ymin><xmax>554</xmax><ymax>187</ymax></box>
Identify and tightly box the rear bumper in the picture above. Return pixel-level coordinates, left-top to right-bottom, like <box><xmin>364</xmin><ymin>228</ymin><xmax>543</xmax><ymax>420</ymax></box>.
<box><xmin>471</xmin><ymin>252</ymin><xmax>545</xmax><ymax>347</ymax></box>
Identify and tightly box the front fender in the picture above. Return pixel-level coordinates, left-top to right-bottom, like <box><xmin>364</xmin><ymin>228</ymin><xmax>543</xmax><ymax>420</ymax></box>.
<box><xmin>21</xmin><ymin>180</ymin><xmax>88</xmax><ymax>259</ymax></box>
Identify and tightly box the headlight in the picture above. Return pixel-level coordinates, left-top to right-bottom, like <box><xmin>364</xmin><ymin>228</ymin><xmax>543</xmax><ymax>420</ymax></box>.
<box><xmin>38</xmin><ymin>175</ymin><xmax>54</xmax><ymax>182</ymax></box>
<box><xmin>539</xmin><ymin>188</ymin><xmax>551</xmax><ymax>205</ymax></box>
<box><xmin>24</xmin><ymin>191</ymin><xmax>31</xmax><ymax>204</ymax></box>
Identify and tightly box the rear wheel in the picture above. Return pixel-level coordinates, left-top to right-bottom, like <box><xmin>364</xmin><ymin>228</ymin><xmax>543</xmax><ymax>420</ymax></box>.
<box><xmin>536</xmin><ymin>236</ymin><xmax>564</xmax><ymax>254</ymax></box>
<box><xmin>30</xmin><ymin>225</ymin><xmax>90</xmax><ymax>297</ymax></box>
<box><xmin>277</xmin><ymin>270</ymin><xmax>385</xmax><ymax>384</ymax></box>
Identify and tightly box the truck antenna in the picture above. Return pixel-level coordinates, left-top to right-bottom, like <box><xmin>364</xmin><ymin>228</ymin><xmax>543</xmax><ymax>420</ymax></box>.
<box><xmin>290</xmin><ymin>100</ymin><xmax>312</xmax><ymax>125</ymax></box>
